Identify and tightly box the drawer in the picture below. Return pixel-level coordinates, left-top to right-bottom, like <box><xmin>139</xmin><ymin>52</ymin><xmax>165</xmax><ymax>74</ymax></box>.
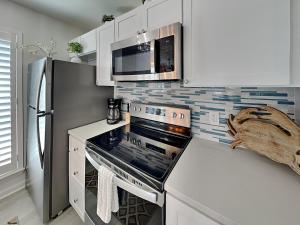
<box><xmin>69</xmin><ymin>176</ymin><xmax>85</xmax><ymax>221</ymax></box>
<box><xmin>69</xmin><ymin>153</ymin><xmax>85</xmax><ymax>185</ymax></box>
<box><xmin>69</xmin><ymin>135</ymin><xmax>85</xmax><ymax>157</ymax></box>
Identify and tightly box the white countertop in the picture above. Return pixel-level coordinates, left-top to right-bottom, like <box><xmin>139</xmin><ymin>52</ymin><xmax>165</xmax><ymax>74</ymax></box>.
<box><xmin>68</xmin><ymin>120</ymin><xmax>128</xmax><ymax>143</ymax></box>
<box><xmin>165</xmin><ymin>137</ymin><xmax>300</xmax><ymax>225</ymax></box>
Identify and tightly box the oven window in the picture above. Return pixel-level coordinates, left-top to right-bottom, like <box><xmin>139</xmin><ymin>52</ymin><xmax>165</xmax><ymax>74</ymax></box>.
<box><xmin>155</xmin><ymin>36</ymin><xmax>175</xmax><ymax>73</ymax></box>
<box><xmin>85</xmin><ymin>159</ymin><xmax>163</xmax><ymax>225</ymax></box>
<box><xmin>112</xmin><ymin>42</ymin><xmax>152</xmax><ymax>75</ymax></box>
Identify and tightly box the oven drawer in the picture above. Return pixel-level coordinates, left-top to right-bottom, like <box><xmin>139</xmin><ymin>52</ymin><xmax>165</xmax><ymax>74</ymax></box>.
<box><xmin>69</xmin><ymin>176</ymin><xmax>85</xmax><ymax>221</ymax></box>
<box><xmin>69</xmin><ymin>135</ymin><xmax>85</xmax><ymax>157</ymax></box>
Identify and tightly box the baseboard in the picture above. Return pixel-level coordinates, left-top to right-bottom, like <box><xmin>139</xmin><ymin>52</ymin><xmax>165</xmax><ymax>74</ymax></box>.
<box><xmin>0</xmin><ymin>170</ymin><xmax>26</xmax><ymax>201</ymax></box>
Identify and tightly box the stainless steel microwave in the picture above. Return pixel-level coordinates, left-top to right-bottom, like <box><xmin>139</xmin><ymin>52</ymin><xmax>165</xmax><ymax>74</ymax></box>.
<box><xmin>111</xmin><ymin>22</ymin><xmax>182</xmax><ymax>81</ymax></box>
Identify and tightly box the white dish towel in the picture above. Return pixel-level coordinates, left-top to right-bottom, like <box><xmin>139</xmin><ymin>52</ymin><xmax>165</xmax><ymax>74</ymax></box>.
<box><xmin>97</xmin><ymin>165</ymin><xmax>119</xmax><ymax>223</ymax></box>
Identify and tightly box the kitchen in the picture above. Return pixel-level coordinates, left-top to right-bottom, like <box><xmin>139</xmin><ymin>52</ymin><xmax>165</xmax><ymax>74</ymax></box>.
<box><xmin>0</xmin><ymin>0</ymin><xmax>300</xmax><ymax>225</ymax></box>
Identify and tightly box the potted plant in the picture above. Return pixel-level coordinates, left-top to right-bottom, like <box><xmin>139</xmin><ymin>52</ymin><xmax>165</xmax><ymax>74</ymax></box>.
<box><xmin>68</xmin><ymin>42</ymin><xmax>83</xmax><ymax>63</ymax></box>
<box><xmin>102</xmin><ymin>15</ymin><xmax>115</xmax><ymax>23</ymax></box>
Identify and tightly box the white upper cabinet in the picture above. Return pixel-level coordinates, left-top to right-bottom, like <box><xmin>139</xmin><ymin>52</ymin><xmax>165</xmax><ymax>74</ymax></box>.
<box><xmin>115</xmin><ymin>0</ymin><xmax>183</xmax><ymax>42</ymax></box>
<box><xmin>144</xmin><ymin>0</ymin><xmax>183</xmax><ymax>30</ymax></box>
<box><xmin>291</xmin><ymin>0</ymin><xmax>300</xmax><ymax>86</ymax></box>
<box><xmin>115</xmin><ymin>6</ymin><xmax>145</xmax><ymax>41</ymax></box>
<box><xmin>183</xmin><ymin>0</ymin><xmax>291</xmax><ymax>87</ymax></box>
<box><xmin>96</xmin><ymin>21</ymin><xmax>115</xmax><ymax>86</ymax></box>
<box><xmin>80</xmin><ymin>29</ymin><xmax>97</xmax><ymax>55</ymax></box>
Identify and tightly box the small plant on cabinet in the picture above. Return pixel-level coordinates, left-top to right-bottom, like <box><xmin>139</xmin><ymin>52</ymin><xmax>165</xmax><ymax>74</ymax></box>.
<box><xmin>68</xmin><ymin>42</ymin><xmax>82</xmax><ymax>54</ymax></box>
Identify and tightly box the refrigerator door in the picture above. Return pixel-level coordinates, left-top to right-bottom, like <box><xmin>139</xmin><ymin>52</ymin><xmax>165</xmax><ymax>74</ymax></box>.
<box><xmin>50</xmin><ymin>61</ymin><xmax>113</xmax><ymax>218</ymax></box>
<box><xmin>27</xmin><ymin>57</ymin><xmax>52</xmax><ymax>113</ymax></box>
<box><xmin>26</xmin><ymin>107</ymin><xmax>52</xmax><ymax>223</ymax></box>
<box><xmin>26</xmin><ymin>57</ymin><xmax>53</xmax><ymax>223</ymax></box>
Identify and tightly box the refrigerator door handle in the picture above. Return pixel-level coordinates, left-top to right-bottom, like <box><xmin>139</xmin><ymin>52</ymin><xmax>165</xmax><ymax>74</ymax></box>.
<box><xmin>36</xmin><ymin>60</ymin><xmax>46</xmax><ymax>114</ymax></box>
<box><xmin>36</xmin><ymin>113</ymin><xmax>44</xmax><ymax>169</ymax></box>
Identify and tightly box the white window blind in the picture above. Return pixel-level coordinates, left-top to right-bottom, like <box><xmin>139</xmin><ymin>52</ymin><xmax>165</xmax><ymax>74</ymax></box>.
<box><xmin>0</xmin><ymin>30</ymin><xmax>18</xmax><ymax>176</ymax></box>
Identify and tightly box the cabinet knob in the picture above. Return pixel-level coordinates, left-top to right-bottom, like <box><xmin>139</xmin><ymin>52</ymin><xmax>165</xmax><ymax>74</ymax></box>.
<box><xmin>184</xmin><ymin>79</ymin><xmax>189</xmax><ymax>84</ymax></box>
<box><xmin>142</xmin><ymin>29</ymin><xmax>147</xmax><ymax>33</ymax></box>
<box><xmin>137</xmin><ymin>31</ymin><xmax>141</xmax><ymax>35</ymax></box>
<box><xmin>73</xmin><ymin>198</ymin><xmax>78</xmax><ymax>204</ymax></box>
<box><xmin>73</xmin><ymin>171</ymin><xmax>78</xmax><ymax>176</ymax></box>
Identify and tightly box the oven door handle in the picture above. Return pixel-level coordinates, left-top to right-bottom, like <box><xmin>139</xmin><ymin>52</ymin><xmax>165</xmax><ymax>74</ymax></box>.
<box><xmin>85</xmin><ymin>150</ymin><xmax>163</xmax><ymax>207</ymax></box>
<box><xmin>113</xmin><ymin>175</ymin><xmax>158</xmax><ymax>205</ymax></box>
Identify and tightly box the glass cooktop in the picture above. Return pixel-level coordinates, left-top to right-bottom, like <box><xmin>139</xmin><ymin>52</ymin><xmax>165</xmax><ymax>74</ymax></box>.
<box><xmin>86</xmin><ymin>122</ymin><xmax>191</xmax><ymax>184</ymax></box>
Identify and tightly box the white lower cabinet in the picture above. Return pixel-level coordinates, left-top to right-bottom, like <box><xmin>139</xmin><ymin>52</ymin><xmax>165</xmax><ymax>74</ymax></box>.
<box><xmin>69</xmin><ymin>135</ymin><xmax>86</xmax><ymax>222</ymax></box>
<box><xmin>166</xmin><ymin>194</ymin><xmax>220</xmax><ymax>225</ymax></box>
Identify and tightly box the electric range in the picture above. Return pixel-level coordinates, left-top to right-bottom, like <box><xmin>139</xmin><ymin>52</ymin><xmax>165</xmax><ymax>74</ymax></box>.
<box><xmin>85</xmin><ymin>102</ymin><xmax>191</xmax><ymax>225</ymax></box>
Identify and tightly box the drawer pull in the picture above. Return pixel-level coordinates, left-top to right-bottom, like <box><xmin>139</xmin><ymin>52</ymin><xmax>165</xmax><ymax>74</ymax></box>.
<box><xmin>73</xmin><ymin>171</ymin><xmax>79</xmax><ymax>176</ymax></box>
<box><xmin>73</xmin><ymin>198</ymin><xmax>78</xmax><ymax>204</ymax></box>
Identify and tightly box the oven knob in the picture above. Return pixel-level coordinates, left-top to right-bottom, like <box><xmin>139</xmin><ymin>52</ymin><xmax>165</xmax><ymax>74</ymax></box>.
<box><xmin>171</xmin><ymin>153</ymin><xmax>177</xmax><ymax>159</ymax></box>
<box><xmin>138</xmin><ymin>107</ymin><xmax>142</xmax><ymax>112</ymax></box>
<box><xmin>133</xmin><ymin>138</ymin><xmax>136</xmax><ymax>144</ymax></box>
<box><xmin>172</xmin><ymin>112</ymin><xmax>177</xmax><ymax>118</ymax></box>
<box><xmin>137</xmin><ymin>140</ymin><xmax>141</xmax><ymax>146</ymax></box>
<box><xmin>133</xmin><ymin>107</ymin><xmax>137</xmax><ymax>111</ymax></box>
<box><xmin>180</xmin><ymin>113</ymin><xmax>185</xmax><ymax>119</ymax></box>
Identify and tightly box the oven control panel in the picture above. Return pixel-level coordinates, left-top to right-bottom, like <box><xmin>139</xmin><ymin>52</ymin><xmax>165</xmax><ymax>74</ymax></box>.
<box><xmin>130</xmin><ymin>102</ymin><xmax>191</xmax><ymax>128</ymax></box>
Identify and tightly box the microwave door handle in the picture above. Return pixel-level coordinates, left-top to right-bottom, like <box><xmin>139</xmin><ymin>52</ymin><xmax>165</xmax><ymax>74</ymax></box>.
<box><xmin>150</xmin><ymin>39</ymin><xmax>156</xmax><ymax>74</ymax></box>
<box><xmin>113</xmin><ymin>175</ymin><xmax>160</xmax><ymax>206</ymax></box>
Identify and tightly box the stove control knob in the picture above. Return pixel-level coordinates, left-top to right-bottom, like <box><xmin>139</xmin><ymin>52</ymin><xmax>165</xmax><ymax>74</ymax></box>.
<box><xmin>137</xmin><ymin>140</ymin><xmax>141</xmax><ymax>146</ymax></box>
<box><xmin>138</xmin><ymin>107</ymin><xmax>142</xmax><ymax>112</ymax></box>
<box><xmin>133</xmin><ymin>138</ymin><xmax>136</xmax><ymax>144</ymax></box>
<box><xmin>180</xmin><ymin>113</ymin><xmax>185</xmax><ymax>119</ymax></box>
<box><xmin>133</xmin><ymin>107</ymin><xmax>137</xmax><ymax>111</ymax></box>
<box><xmin>172</xmin><ymin>112</ymin><xmax>177</xmax><ymax>118</ymax></box>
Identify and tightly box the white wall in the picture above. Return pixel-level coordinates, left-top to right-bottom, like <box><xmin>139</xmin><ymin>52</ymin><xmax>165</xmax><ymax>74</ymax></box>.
<box><xmin>0</xmin><ymin>0</ymin><xmax>86</xmax><ymax>60</ymax></box>
<box><xmin>0</xmin><ymin>0</ymin><xmax>86</xmax><ymax>199</ymax></box>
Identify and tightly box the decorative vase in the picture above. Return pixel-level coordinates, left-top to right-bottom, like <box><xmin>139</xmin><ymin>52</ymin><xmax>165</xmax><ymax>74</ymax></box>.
<box><xmin>71</xmin><ymin>53</ymin><xmax>82</xmax><ymax>63</ymax></box>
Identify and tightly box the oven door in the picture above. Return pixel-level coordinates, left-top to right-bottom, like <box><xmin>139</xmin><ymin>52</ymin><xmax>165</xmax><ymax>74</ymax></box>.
<box><xmin>111</xmin><ymin>22</ymin><xmax>181</xmax><ymax>82</ymax></box>
<box><xmin>85</xmin><ymin>150</ymin><xmax>164</xmax><ymax>225</ymax></box>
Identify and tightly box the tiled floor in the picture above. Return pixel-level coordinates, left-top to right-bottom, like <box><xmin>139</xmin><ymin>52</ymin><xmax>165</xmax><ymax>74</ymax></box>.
<box><xmin>0</xmin><ymin>189</ymin><xmax>85</xmax><ymax>225</ymax></box>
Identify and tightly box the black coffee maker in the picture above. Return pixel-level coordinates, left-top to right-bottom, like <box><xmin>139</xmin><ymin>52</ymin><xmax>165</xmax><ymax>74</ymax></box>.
<box><xmin>107</xmin><ymin>98</ymin><xmax>122</xmax><ymax>124</ymax></box>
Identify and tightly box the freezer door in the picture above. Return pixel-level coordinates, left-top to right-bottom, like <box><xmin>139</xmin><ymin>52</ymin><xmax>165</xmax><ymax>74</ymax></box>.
<box><xmin>26</xmin><ymin>107</ymin><xmax>52</xmax><ymax>223</ymax></box>
<box><xmin>27</xmin><ymin>57</ymin><xmax>52</xmax><ymax>113</ymax></box>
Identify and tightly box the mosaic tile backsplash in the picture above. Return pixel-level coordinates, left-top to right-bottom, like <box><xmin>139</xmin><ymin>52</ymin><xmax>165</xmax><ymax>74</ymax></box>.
<box><xmin>115</xmin><ymin>81</ymin><xmax>296</xmax><ymax>145</ymax></box>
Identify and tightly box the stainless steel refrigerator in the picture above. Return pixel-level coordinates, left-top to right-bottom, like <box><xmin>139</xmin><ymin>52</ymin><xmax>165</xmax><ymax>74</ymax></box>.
<box><xmin>25</xmin><ymin>57</ymin><xmax>113</xmax><ymax>222</ymax></box>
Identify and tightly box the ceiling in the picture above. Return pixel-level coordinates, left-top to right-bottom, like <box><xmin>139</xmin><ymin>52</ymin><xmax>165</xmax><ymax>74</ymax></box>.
<box><xmin>11</xmin><ymin>0</ymin><xmax>142</xmax><ymax>30</ymax></box>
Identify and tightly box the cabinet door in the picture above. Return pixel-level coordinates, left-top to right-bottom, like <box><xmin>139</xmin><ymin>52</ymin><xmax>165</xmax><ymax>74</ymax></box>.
<box><xmin>291</xmin><ymin>0</ymin><xmax>300</xmax><ymax>86</ymax></box>
<box><xmin>115</xmin><ymin>6</ymin><xmax>145</xmax><ymax>41</ymax></box>
<box><xmin>80</xmin><ymin>29</ymin><xmax>97</xmax><ymax>54</ymax></box>
<box><xmin>183</xmin><ymin>0</ymin><xmax>290</xmax><ymax>87</ymax></box>
<box><xmin>96</xmin><ymin>21</ymin><xmax>115</xmax><ymax>86</ymax></box>
<box><xmin>166</xmin><ymin>194</ymin><xmax>220</xmax><ymax>225</ymax></box>
<box><xmin>69</xmin><ymin>176</ymin><xmax>85</xmax><ymax>221</ymax></box>
<box><xmin>145</xmin><ymin>0</ymin><xmax>182</xmax><ymax>30</ymax></box>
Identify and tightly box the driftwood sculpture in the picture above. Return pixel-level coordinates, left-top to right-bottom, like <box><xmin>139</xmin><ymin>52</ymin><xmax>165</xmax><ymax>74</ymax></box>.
<box><xmin>227</xmin><ymin>106</ymin><xmax>300</xmax><ymax>175</ymax></box>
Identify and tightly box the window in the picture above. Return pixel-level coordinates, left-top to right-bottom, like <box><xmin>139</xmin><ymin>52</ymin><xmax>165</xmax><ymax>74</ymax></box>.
<box><xmin>0</xmin><ymin>29</ymin><xmax>22</xmax><ymax>176</ymax></box>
